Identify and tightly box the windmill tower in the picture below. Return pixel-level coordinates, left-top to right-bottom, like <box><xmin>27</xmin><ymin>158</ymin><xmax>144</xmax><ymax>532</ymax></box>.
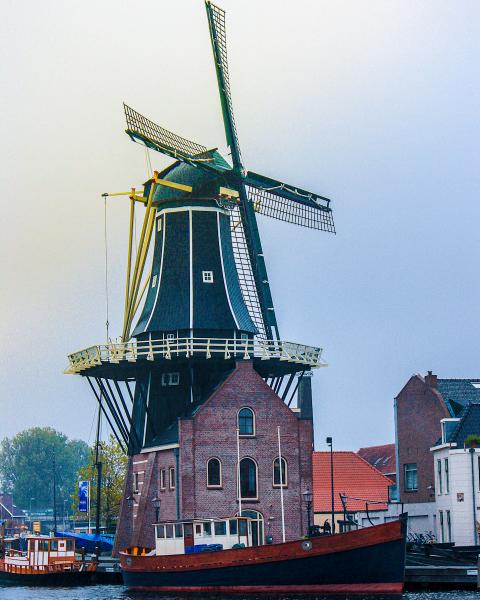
<box><xmin>67</xmin><ymin>2</ymin><xmax>335</xmax><ymax>549</ymax></box>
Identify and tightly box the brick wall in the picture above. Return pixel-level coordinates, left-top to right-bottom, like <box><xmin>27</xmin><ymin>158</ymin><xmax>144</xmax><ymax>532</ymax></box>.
<box><xmin>180</xmin><ymin>361</ymin><xmax>313</xmax><ymax>543</ymax></box>
<box><xmin>114</xmin><ymin>361</ymin><xmax>313</xmax><ymax>550</ymax></box>
<box><xmin>396</xmin><ymin>374</ymin><xmax>449</xmax><ymax>503</ymax></box>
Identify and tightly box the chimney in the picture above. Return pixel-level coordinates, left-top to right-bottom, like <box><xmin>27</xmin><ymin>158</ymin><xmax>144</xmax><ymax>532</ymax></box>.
<box><xmin>297</xmin><ymin>372</ymin><xmax>313</xmax><ymax>420</ymax></box>
<box><xmin>425</xmin><ymin>370</ymin><xmax>438</xmax><ymax>389</ymax></box>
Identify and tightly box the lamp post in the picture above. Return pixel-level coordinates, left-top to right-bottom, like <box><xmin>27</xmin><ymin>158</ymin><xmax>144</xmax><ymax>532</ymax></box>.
<box><xmin>326</xmin><ymin>436</ymin><xmax>335</xmax><ymax>534</ymax></box>
<box><xmin>29</xmin><ymin>498</ymin><xmax>35</xmax><ymax>532</ymax></box>
<box><xmin>302</xmin><ymin>489</ymin><xmax>312</xmax><ymax>537</ymax></box>
<box><xmin>152</xmin><ymin>496</ymin><xmax>161</xmax><ymax>523</ymax></box>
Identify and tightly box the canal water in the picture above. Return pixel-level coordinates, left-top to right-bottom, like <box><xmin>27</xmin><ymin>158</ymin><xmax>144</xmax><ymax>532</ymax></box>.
<box><xmin>0</xmin><ymin>589</ymin><xmax>476</xmax><ymax>600</ymax></box>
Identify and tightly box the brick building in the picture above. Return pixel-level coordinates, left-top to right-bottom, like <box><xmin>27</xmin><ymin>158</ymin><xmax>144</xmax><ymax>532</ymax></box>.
<box><xmin>395</xmin><ymin>372</ymin><xmax>480</xmax><ymax>505</ymax></box>
<box><xmin>357</xmin><ymin>444</ymin><xmax>396</xmax><ymax>484</ymax></box>
<box><xmin>115</xmin><ymin>362</ymin><xmax>313</xmax><ymax>552</ymax></box>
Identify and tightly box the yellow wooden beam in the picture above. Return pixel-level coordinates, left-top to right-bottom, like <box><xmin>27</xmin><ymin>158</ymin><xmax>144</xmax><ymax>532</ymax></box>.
<box><xmin>123</xmin><ymin>190</ymin><xmax>136</xmax><ymax>332</ymax></box>
<box><xmin>155</xmin><ymin>178</ymin><xmax>192</xmax><ymax>193</ymax></box>
<box><xmin>122</xmin><ymin>176</ymin><xmax>157</xmax><ymax>341</ymax></box>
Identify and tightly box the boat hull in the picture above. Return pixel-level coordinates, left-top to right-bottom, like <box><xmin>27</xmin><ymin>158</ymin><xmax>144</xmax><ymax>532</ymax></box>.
<box><xmin>121</xmin><ymin>519</ymin><xmax>406</xmax><ymax>595</ymax></box>
<box><xmin>0</xmin><ymin>569</ymin><xmax>97</xmax><ymax>587</ymax></box>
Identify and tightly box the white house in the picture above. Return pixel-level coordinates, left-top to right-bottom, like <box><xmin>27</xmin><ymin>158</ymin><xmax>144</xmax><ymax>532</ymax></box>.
<box><xmin>430</xmin><ymin>406</ymin><xmax>480</xmax><ymax>546</ymax></box>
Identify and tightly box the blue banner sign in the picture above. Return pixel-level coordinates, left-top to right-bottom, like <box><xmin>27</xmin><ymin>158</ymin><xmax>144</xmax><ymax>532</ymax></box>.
<box><xmin>78</xmin><ymin>480</ymin><xmax>89</xmax><ymax>513</ymax></box>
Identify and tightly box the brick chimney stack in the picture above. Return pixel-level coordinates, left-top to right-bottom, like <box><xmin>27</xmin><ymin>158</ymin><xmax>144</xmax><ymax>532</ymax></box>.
<box><xmin>425</xmin><ymin>370</ymin><xmax>438</xmax><ymax>388</ymax></box>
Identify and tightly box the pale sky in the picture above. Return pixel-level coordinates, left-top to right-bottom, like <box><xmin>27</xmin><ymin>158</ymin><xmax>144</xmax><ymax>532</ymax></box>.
<box><xmin>1</xmin><ymin>0</ymin><xmax>479</xmax><ymax>451</ymax></box>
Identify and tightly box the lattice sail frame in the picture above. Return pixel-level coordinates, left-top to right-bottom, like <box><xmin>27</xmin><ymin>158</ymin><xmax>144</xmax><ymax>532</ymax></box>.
<box><xmin>248</xmin><ymin>186</ymin><xmax>336</xmax><ymax>232</ymax></box>
<box><xmin>229</xmin><ymin>205</ymin><xmax>267</xmax><ymax>340</ymax></box>
<box><xmin>206</xmin><ymin>2</ymin><xmax>243</xmax><ymax>168</ymax></box>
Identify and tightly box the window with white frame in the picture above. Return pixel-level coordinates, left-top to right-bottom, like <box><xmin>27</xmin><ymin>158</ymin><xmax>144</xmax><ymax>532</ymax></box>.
<box><xmin>161</xmin><ymin>372</ymin><xmax>180</xmax><ymax>386</ymax></box>
<box><xmin>273</xmin><ymin>456</ymin><xmax>287</xmax><ymax>488</ymax></box>
<box><xmin>239</xmin><ymin>457</ymin><xmax>258</xmax><ymax>499</ymax></box>
<box><xmin>207</xmin><ymin>458</ymin><xmax>222</xmax><ymax>488</ymax></box>
<box><xmin>437</xmin><ymin>459</ymin><xmax>443</xmax><ymax>495</ymax></box>
<box><xmin>202</xmin><ymin>271</ymin><xmax>214</xmax><ymax>283</ymax></box>
<box><xmin>157</xmin><ymin>218</ymin><xmax>162</xmax><ymax>232</ymax></box>
<box><xmin>444</xmin><ymin>458</ymin><xmax>449</xmax><ymax>493</ymax></box>
<box><xmin>404</xmin><ymin>463</ymin><xmax>417</xmax><ymax>491</ymax></box>
<box><xmin>152</xmin><ymin>274</ymin><xmax>158</xmax><ymax>288</ymax></box>
<box><xmin>238</xmin><ymin>407</ymin><xmax>255</xmax><ymax>436</ymax></box>
<box><xmin>169</xmin><ymin>466</ymin><xmax>175</xmax><ymax>490</ymax></box>
<box><xmin>133</xmin><ymin>472</ymin><xmax>140</xmax><ymax>494</ymax></box>
<box><xmin>446</xmin><ymin>510</ymin><xmax>452</xmax><ymax>542</ymax></box>
<box><xmin>160</xmin><ymin>468</ymin><xmax>166</xmax><ymax>490</ymax></box>
<box><xmin>439</xmin><ymin>510</ymin><xmax>444</xmax><ymax>543</ymax></box>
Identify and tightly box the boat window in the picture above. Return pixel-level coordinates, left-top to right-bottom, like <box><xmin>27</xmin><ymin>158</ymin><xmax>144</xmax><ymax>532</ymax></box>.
<box><xmin>66</xmin><ymin>540</ymin><xmax>74</xmax><ymax>552</ymax></box>
<box><xmin>203</xmin><ymin>522</ymin><xmax>211</xmax><ymax>536</ymax></box>
<box><xmin>184</xmin><ymin>523</ymin><xmax>193</xmax><ymax>537</ymax></box>
<box><xmin>229</xmin><ymin>519</ymin><xmax>238</xmax><ymax>535</ymax></box>
<box><xmin>214</xmin><ymin>521</ymin><xmax>227</xmax><ymax>536</ymax></box>
<box><xmin>239</xmin><ymin>519</ymin><xmax>248</xmax><ymax>536</ymax></box>
<box><xmin>50</xmin><ymin>540</ymin><xmax>58</xmax><ymax>551</ymax></box>
<box><xmin>41</xmin><ymin>540</ymin><xmax>49</xmax><ymax>551</ymax></box>
<box><xmin>166</xmin><ymin>524</ymin><xmax>174</xmax><ymax>538</ymax></box>
<box><xmin>156</xmin><ymin>524</ymin><xmax>165</xmax><ymax>539</ymax></box>
<box><xmin>175</xmin><ymin>524</ymin><xmax>183</xmax><ymax>538</ymax></box>
<box><xmin>195</xmin><ymin>524</ymin><xmax>202</xmax><ymax>535</ymax></box>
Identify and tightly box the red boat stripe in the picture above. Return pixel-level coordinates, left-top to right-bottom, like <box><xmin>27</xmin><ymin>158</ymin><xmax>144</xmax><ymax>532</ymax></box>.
<box><xmin>128</xmin><ymin>583</ymin><xmax>404</xmax><ymax>595</ymax></box>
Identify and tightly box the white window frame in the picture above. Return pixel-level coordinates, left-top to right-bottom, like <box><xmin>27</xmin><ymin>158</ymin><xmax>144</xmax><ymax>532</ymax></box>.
<box><xmin>152</xmin><ymin>274</ymin><xmax>158</xmax><ymax>288</ymax></box>
<box><xmin>272</xmin><ymin>456</ymin><xmax>288</xmax><ymax>488</ymax></box>
<box><xmin>202</xmin><ymin>270</ymin><xmax>214</xmax><ymax>283</ymax></box>
<box><xmin>207</xmin><ymin>457</ymin><xmax>223</xmax><ymax>489</ymax></box>
<box><xmin>161</xmin><ymin>372</ymin><xmax>180</xmax><ymax>386</ymax></box>
<box><xmin>404</xmin><ymin>463</ymin><xmax>417</xmax><ymax>491</ymax></box>
<box><xmin>237</xmin><ymin>407</ymin><xmax>256</xmax><ymax>437</ymax></box>
<box><xmin>160</xmin><ymin>468</ymin><xmax>166</xmax><ymax>490</ymax></box>
<box><xmin>133</xmin><ymin>472</ymin><xmax>140</xmax><ymax>494</ymax></box>
<box><xmin>157</xmin><ymin>218</ymin><xmax>162</xmax><ymax>232</ymax></box>
<box><xmin>437</xmin><ymin>459</ymin><xmax>443</xmax><ymax>495</ymax></box>
<box><xmin>169</xmin><ymin>466</ymin><xmax>175</xmax><ymax>490</ymax></box>
<box><xmin>239</xmin><ymin>456</ymin><xmax>259</xmax><ymax>500</ymax></box>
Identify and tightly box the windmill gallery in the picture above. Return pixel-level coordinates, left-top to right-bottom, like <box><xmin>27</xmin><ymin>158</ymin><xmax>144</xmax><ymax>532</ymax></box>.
<box><xmin>64</xmin><ymin>1</ymin><xmax>407</xmax><ymax>593</ymax></box>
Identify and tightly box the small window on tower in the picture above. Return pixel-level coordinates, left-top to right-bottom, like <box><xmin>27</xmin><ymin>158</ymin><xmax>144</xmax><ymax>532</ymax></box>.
<box><xmin>202</xmin><ymin>271</ymin><xmax>214</xmax><ymax>283</ymax></box>
<box><xmin>157</xmin><ymin>218</ymin><xmax>162</xmax><ymax>232</ymax></box>
<box><xmin>161</xmin><ymin>372</ymin><xmax>180</xmax><ymax>386</ymax></box>
<box><xmin>152</xmin><ymin>274</ymin><xmax>158</xmax><ymax>288</ymax></box>
<box><xmin>133</xmin><ymin>472</ymin><xmax>140</xmax><ymax>494</ymax></box>
<box><xmin>169</xmin><ymin>466</ymin><xmax>176</xmax><ymax>489</ymax></box>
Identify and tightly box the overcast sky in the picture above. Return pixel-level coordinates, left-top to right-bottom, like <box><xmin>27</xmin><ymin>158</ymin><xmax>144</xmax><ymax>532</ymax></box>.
<box><xmin>1</xmin><ymin>0</ymin><xmax>479</xmax><ymax>451</ymax></box>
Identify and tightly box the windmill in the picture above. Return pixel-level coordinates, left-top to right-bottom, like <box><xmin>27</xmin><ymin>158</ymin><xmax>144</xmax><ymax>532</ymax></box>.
<box><xmin>66</xmin><ymin>1</ymin><xmax>335</xmax><ymax>457</ymax></box>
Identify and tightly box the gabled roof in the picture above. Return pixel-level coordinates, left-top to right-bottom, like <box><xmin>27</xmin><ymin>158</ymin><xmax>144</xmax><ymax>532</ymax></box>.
<box><xmin>0</xmin><ymin>494</ymin><xmax>26</xmax><ymax>519</ymax></box>
<box><xmin>312</xmin><ymin>451</ymin><xmax>391</xmax><ymax>513</ymax></box>
<box><xmin>437</xmin><ymin>379</ymin><xmax>480</xmax><ymax>417</ymax></box>
<box><xmin>357</xmin><ymin>444</ymin><xmax>396</xmax><ymax>477</ymax></box>
<box><xmin>447</xmin><ymin>402</ymin><xmax>480</xmax><ymax>446</ymax></box>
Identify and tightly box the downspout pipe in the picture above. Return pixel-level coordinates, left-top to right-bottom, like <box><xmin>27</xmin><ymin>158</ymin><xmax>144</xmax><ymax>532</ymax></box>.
<box><xmin>469</xmin><ymin>448</ymin><xmax>478</xmax><ymax>545</ymax></box>
<box><xmin>174</xmin><ymin>447</ymin><xmax>180</xmax><ymax>521</ymax></box>
<box><xmin>394</xmin><ymin>398</ymin><xmax>400</xmax><ymax>502</ymax></box>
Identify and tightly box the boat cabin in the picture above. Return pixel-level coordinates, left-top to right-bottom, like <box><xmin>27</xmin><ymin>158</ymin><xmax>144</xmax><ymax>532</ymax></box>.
<box><xmin>1</xmin><ymin>536</ymin><xmax>76</xmax><ymax>572</ymax></box>
<box><xmin>155</xmin><ymin>517</ymin><xmax>253</xmax><ymax>556</ymax></box>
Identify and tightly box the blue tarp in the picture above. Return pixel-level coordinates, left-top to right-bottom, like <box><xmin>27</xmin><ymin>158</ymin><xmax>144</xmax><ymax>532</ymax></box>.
<box><xmin>56</xmin><ymin>531</ymin><xmax>114</xmax><ymax>553</ymax></box>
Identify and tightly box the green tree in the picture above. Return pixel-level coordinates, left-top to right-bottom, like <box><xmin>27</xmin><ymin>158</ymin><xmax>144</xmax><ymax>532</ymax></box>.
<box><xmin>73</xmin><ymin>434</ymin><xmax>127</xmax><ymax>531</ymax></box>
<box><xmin>0</xmin><ymin>427</ymin><xmax>90</xmax><ymax>510</ymax></box>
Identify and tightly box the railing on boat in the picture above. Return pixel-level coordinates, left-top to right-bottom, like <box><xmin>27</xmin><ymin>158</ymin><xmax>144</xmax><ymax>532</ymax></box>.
<box><xmin>66</xmin><ymin>337</ymin><xmax>326</xmax><ymax>374</ymax></box>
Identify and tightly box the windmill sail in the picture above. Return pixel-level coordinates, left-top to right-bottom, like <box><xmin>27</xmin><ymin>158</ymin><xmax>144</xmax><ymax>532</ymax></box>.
<box><xmin>230</xmin><ymin>205</ymin><xmax>268</xmax><ymax>340</ymax></box>
<box><xmin>205</xmin><ymin>1</ymin><xmax>243</xmax><ymax>171</ymax></box>
<box><xmin>245</xmin><ymin>172</ymin><xmax>335</xmax><ymax>232</ymax></box>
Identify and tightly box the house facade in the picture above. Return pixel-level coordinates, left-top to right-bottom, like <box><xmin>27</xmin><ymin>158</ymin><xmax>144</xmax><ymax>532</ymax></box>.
<box><xmin>115</xmin><ymin>362</ymin><xmax>314</xmax><ymax>552</ymax></box>
<box><xmin>431</xmin><ymin>403</ymin><xmax>480</xmax><ymax>545</ymax></box>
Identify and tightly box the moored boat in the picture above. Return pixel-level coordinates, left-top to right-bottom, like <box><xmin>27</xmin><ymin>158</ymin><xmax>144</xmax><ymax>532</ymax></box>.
<box><xmin>0</xmin><ymin>535</ymin><xmax>97</xmax><ymax>586</ymax></box>
<box><xmin>120</xmin><ymin>514</ymin><xmax>407</xmax><ymax>595</ymax></box>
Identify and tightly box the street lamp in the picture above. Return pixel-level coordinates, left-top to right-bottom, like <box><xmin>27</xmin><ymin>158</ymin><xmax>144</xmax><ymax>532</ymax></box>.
<box><xmin>151</xmin><ymin>496</ymin><xmax>161</xmax><ymax>523</ymax></box>
<box><xmin>326</xmin><ymin>436</ymin><xmax>335</xmax><ymax>534</ymax></box>
<box><xmin>302</xmin><ymin>489</ymin><xmax>313</xmax><ymax>536</ymax></box>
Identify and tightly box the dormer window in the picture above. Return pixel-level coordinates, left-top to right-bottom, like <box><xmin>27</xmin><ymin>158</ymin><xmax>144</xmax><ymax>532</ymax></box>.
<box><xmin>202</xmin><ymin>271</ymin><xmax>214</xmax><ymax>283</ymax></box>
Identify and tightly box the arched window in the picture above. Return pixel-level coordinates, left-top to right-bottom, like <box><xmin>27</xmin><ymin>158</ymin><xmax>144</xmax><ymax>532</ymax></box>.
<box><xmin>240</xmin><ymin>457</ymin><xmax>258</xmax><ymax>498</ymax></box>
<box><xmin>273</xmin><ymin>457</ymin><xmax>287</xmax><ymax>487</ymax></box>
<box><xmin>238</xmin><ymin>407</ymin><xmax>255</xmax><ymax>436</ymax></box>
<box><xmin>207</xmin><ymin>458</ymin><xmax>222</xmax><ymax>488</ymax></box>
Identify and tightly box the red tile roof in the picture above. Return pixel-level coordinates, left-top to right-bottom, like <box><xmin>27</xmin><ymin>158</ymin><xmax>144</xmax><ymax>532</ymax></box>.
<box><xmin>357</xmin><ymin>443</ymin><xmax>396</xmax><ymax>480</ymax></box>
<box><xmin>312</xmin><ymin>451</ymin><xmax>391</xmax><ymax>513</ymax></box>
